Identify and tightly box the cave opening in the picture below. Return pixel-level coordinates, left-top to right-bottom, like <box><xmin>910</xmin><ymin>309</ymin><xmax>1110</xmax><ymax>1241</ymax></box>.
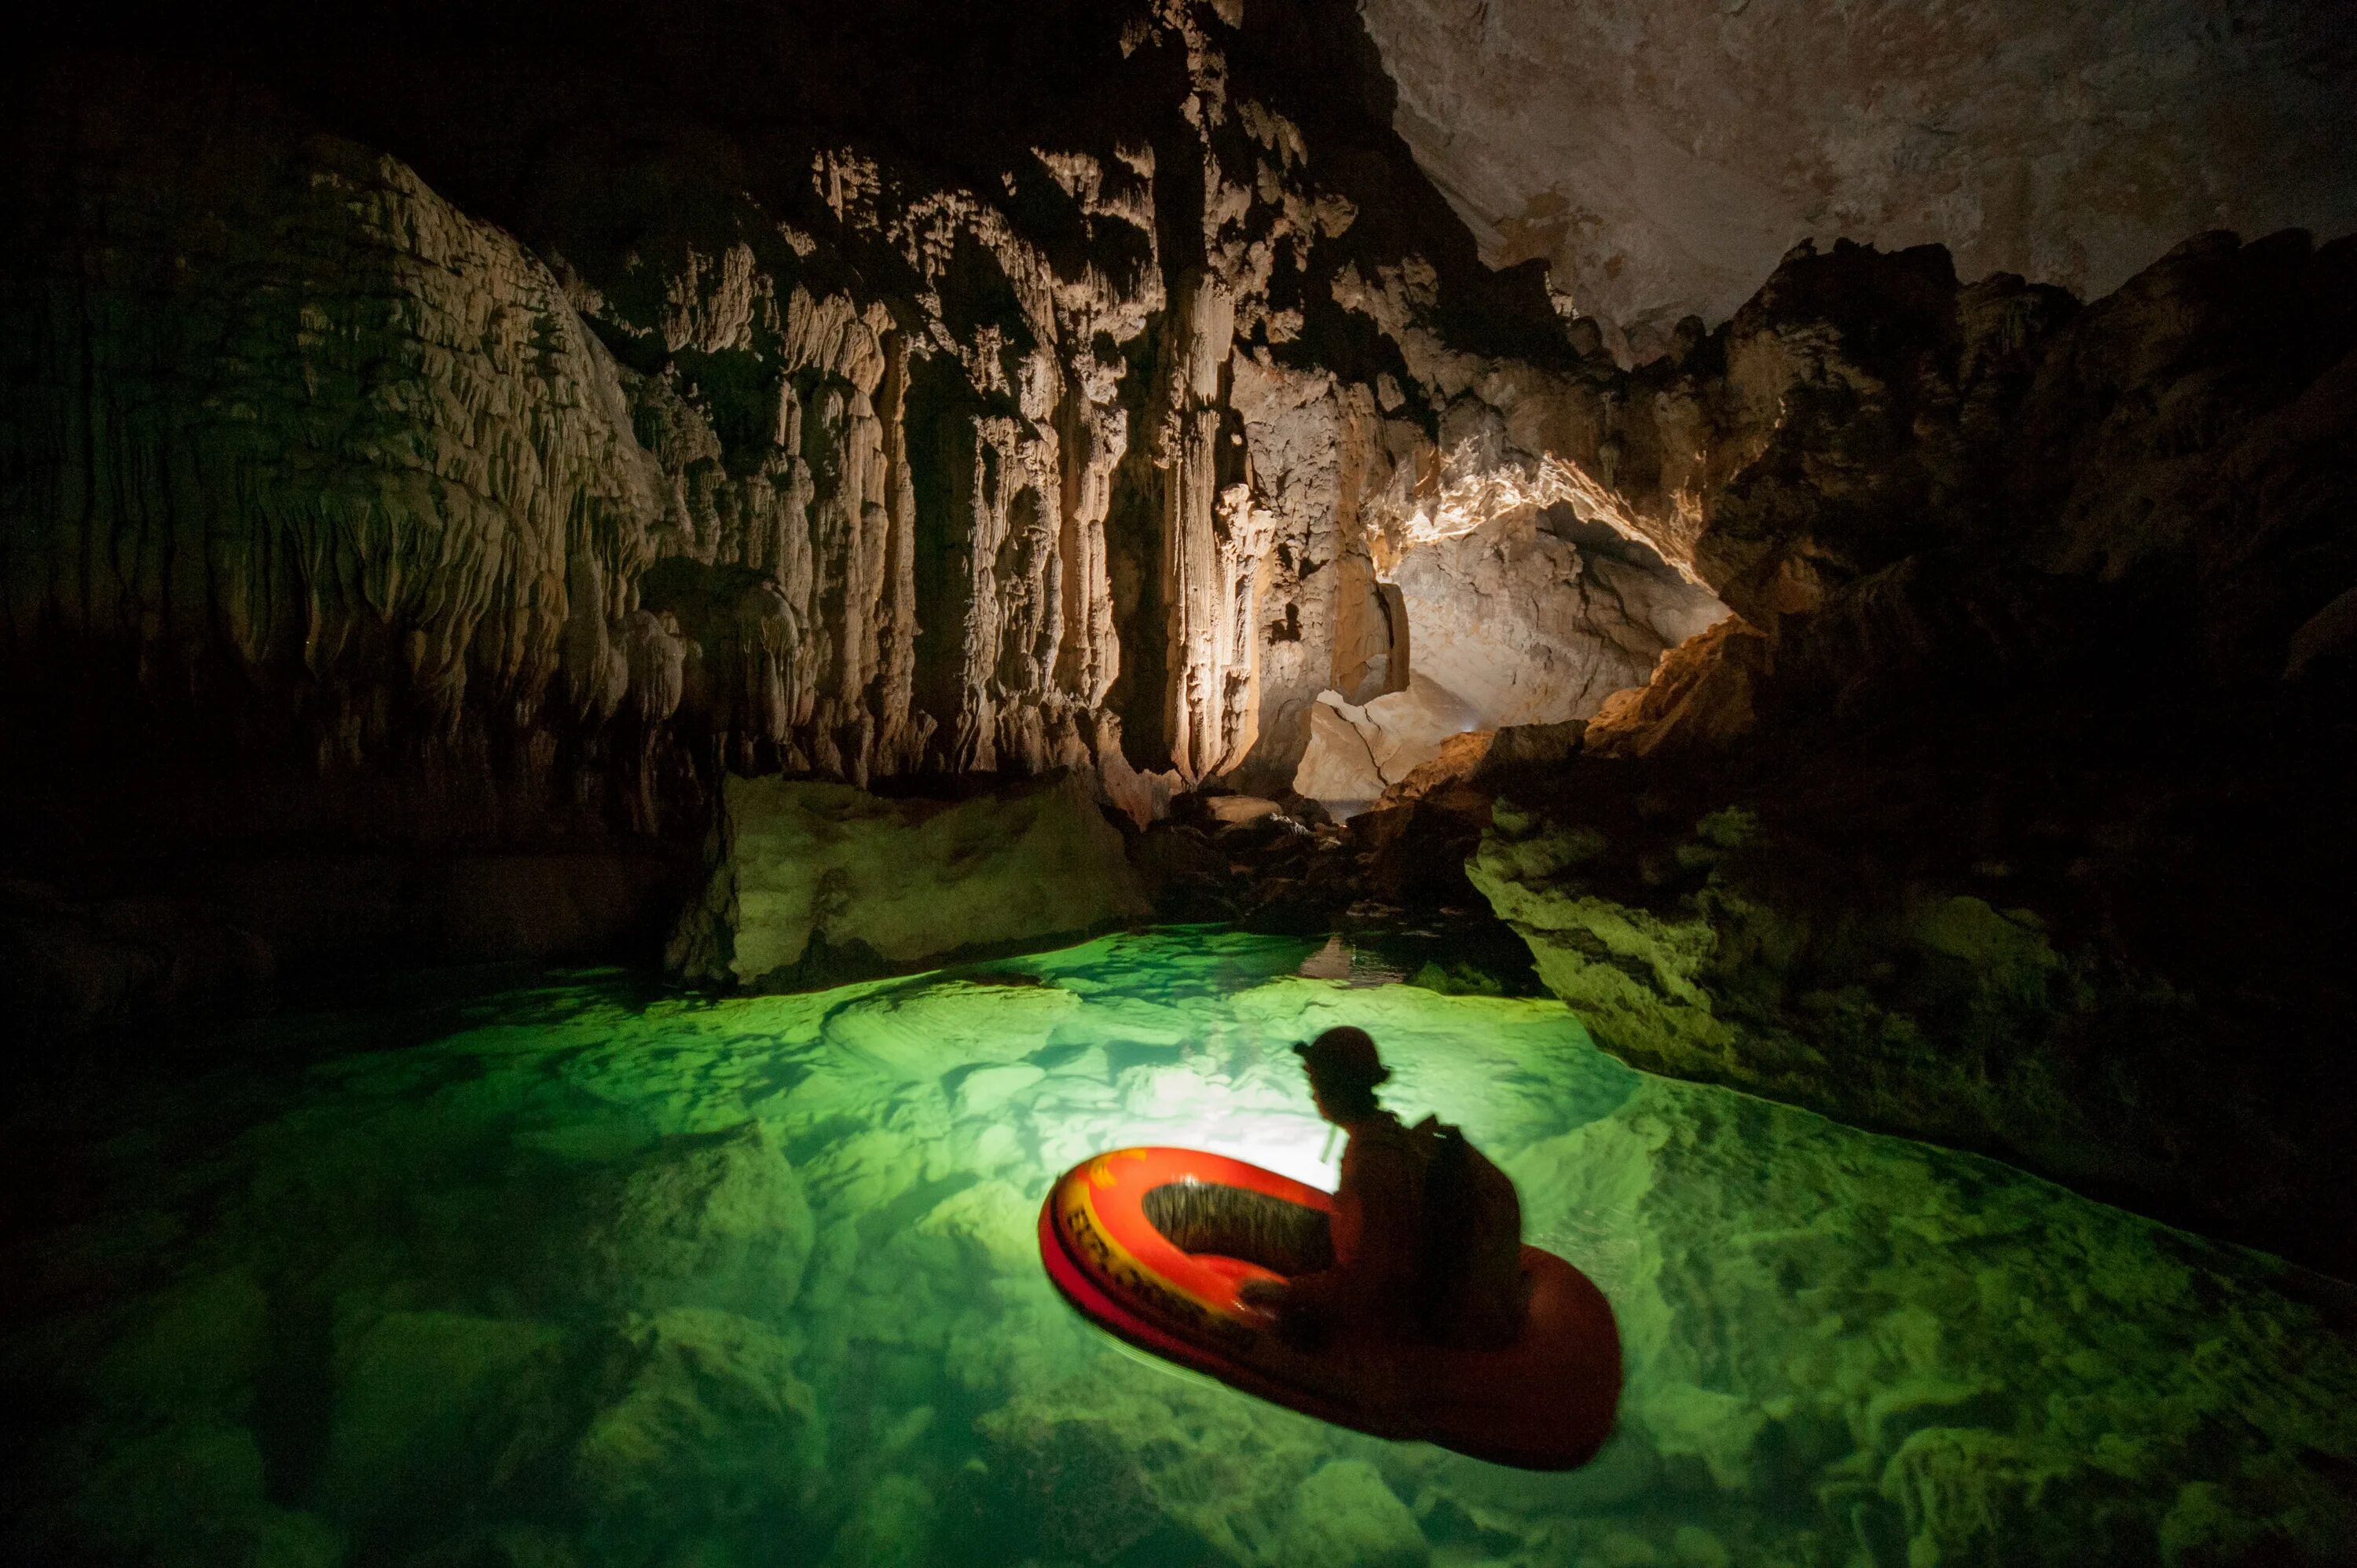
<box><xmin>1289</xmin><ymin>492</ymin><xmax>1726</xmax><ymax>818</ymax></box>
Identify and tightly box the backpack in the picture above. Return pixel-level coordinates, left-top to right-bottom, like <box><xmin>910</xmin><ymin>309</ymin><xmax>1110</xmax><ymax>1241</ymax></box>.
<box><xmin>1409</xmin><ymin>1115</ymin><xmax>1504</xmax><ymax>1339</ymax></box>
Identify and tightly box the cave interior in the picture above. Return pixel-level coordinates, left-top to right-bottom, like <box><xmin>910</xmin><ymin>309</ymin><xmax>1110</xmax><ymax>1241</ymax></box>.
<box><xmin>4</xmin><ymin>2</ymin><xmax>2355</xmax><ymax>1564</ymax></box>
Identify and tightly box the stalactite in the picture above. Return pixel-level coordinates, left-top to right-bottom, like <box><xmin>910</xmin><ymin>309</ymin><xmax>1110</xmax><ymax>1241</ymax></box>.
<box><xmin>1</xmin><ymin>15</ymin><xmax>1787</xmax><ymax>841</ymax></box>
<box><xmin>1154</xmin><ymin>268</ymin><xmax>1237</xmax><ymax>781</ymax></box>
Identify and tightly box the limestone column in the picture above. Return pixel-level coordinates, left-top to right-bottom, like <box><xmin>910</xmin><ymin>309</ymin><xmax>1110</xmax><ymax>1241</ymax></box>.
<box><xmin>1157</xmin><ymin>268</ymin><xmax>1236</xmax><ymax>780</ymax></box>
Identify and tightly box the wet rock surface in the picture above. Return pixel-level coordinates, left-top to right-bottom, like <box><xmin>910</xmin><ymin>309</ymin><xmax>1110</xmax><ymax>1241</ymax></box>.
<box><xmin>1443</xmin><ymin>229</ymin><xmax>2357</xmax><ymax>1274</ymax></box>
<box><xmin>6</xmin><ymin>936</ymin><xmax>2355</xmax><ymax>1567</ymax></box>
<box><xmin>669</xmin><ymin>771</ymin><xmax>1150</xmax><ymax>991</ymax></box>
<box><xmin>1468</xmin><ymin>698</ymin><xmax>2357</xmax><ymax>1280</ymax></box>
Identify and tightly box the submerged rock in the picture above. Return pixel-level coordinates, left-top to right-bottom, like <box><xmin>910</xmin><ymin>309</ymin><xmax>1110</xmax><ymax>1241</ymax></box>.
<box><xmin>821</xmin><ymin>1473</ymin><xmax>937</xmax><ymax>1568</ymax></box>
<box><xmin>9</xmin><ymin>936</ymin><xmax>2357</xmax><ymax>1566</ymax></box>
<box><xmin>581</xmin><ymin>1120</ymin><xmax>816</xmax><ymax>1318</ymax></box>
<box><xmin>573</xmin><ymin>1308</ymin><xmax>822</xmax><ymax>1555</ymax></box>
<box><xmin>1277</xmin><ymin>1459</ymin><xmax>1429</xmax><ymax>1568</ymax></box>
<box><xmin>322</xmin><ymin>1309</ymin><xmax>572</xmax><ymax>1519</ymax></box>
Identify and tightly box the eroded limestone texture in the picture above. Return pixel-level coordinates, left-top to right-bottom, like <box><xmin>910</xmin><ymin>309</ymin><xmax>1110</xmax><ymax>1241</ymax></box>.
<box><xmin>0</xmin><ymin>16</ymin><xmax>1617</xmax><ymax>865</ymax></box>
<box><xmin>1359</xmin><ymin>0</ymin><xmax>2357</xmax><ymax>361</ymax></box>
<box><xmin>5</xmin><ymin>2</ymin><xmax>1773</xmax><ymax>877</ymax></box>
<box><xmin>9</xmin><ymin>3</ymin><xmax>2002</xmax><ymax>876</ymax></box>
<box><xmin>1444</xmin><ymin>230</ymin><xmax>2357</xmax><ymax>1273</ymax></box>
<box><xmin>667</xmin><ymin>772</ymin><xmax>1149</xmax><ymax>992</ymax></box>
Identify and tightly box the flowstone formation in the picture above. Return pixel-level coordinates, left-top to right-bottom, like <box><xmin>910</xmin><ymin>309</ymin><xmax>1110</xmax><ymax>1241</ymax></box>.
<box><xmin>7</xmin><ymin>932</ymin><xmax>2356</xmax><ymax>1567</ymax></box>
<box><xmin>0</xmin><ymin>6</ymin><xmax>1629</xmax><ymax>830</ymax></box>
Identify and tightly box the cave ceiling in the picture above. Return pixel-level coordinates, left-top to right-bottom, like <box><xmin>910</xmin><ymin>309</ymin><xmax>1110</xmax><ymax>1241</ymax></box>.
<box><xmin>1358</xmin><ymin>0</ymin><xmax>2357</xmax><ymax>360</ymax></box>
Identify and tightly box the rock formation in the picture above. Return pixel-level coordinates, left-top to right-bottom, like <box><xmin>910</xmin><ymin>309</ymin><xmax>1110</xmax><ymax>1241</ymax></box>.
<box><xmin>1358</xmin><ymin>0</ymin><xmax>2357</xmax><ymax>361</ymax></box>
<box><xmin>1</xmin><ymin>2</ymin><xmax>1732</xmax><ymax>1016</ymax></box>
<box><xmin>1296</xmin><ymin>502</ymin><xmax>1723</xmax><ymax>808</ymax></box>
<box><xmin>0</xmin><ymin>9</ymin><xmax>1647</xmax><ymax>830</ymax></box>
<box><xmin>1449</xmin><ymin>231</ymin><xmax>2357</xmax><ymax>1273</ymax></box>
<box><xmin>4</xmin><ymin>0</ymin><xmax>2353</xmax><ymax>1284</ymax></box>
<box><xmin>669</xmin><ymin>773</ymin><xmax>1150</xmax><ymax>992</ymax></box>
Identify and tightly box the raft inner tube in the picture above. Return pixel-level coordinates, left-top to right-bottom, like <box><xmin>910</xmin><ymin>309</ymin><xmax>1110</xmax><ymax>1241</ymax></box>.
<box><xmin>1039</xmin><ymin>1146</ymin><xmax>1622</xmax><ymax>1471</ymax></box>
<box><xmin>1138</xmin><ymin>1178</ymin><xmax>1333</xmax><ymax>1280</ymax></box>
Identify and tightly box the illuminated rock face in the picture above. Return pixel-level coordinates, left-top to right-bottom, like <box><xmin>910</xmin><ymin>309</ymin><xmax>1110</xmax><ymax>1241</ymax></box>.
<box><xmin>1379</xmin><ymin>504</ymin><xmax>1724</xmax><ymax>754</ymax></box>
<box><xmin>667</xmin><ymin>773</ymin><xmax>1150</xmax><ymax>991</ymax></box>
<box><xmin>1453</xmin><ymin>229</ymin><xmax>2357</xmax><ymax>1272</ymax></box>
<box><xmin>0</xmin><ymin>5</ymin><xmax>1753</xmax><ymax>860</ymax></box>
<box><xmin>1358</xmin><ymin>0</ymin><xmax>2357</xmax><ymax>361</ymax></box>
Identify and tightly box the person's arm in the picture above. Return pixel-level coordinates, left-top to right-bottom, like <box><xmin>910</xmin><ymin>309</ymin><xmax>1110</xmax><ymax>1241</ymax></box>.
<box><xmin>1244</xmin><ymin>1134</ymin><xmax>1420</xmax><ymax>1343</ymax></box>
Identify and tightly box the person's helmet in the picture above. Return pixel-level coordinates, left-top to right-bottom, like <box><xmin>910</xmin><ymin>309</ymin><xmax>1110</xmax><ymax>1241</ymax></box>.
<box><xmin>1291</xmin><ymin>1026</ymin><xmax>1388</xmax><ymax>1088</ymax></box>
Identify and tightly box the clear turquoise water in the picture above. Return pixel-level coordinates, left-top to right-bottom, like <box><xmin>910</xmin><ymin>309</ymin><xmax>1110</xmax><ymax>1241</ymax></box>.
<box><xmin>5</xmin><ymin>928</ymin><xmax>2354</xmax><ymax>1567</ymax></box>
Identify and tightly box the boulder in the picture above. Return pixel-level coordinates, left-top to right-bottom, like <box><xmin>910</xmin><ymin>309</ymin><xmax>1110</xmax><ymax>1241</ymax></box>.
<box><xmin>1275</xmin><ymin>1460</ymin><xmax>1429</xmax><ymax>1568</ymax></box>
<box><xmin>321</xmin><ymin>1310</ymin><xmax>572</xmax><ymax>1519</ymax></box>
<box><xmin>1388</xmin><ymin>503</ymin><xmax>1723</xmax><ymax>731</ymax></box>
<box><xmin>581</xmin><ymin>1120</ymin><xmax>816</xmax><ymax>1318</ymax></box>
<box><xmin>1293</xmin><ymin>699</ymin><xmax>1389</xmax><ymax>810</ymax></box>
<box><xmin>669</xmin><ymin>772</ymin><xmax>1149</xmax><ymax>991</ymax></box>
<box><xmin>1582</xmin><ymin>619</ymin><xmax>1765</xmax><ymax>759</ymax></box>
<box><xmin>821</xmin><ymin>1474</ymin><xmax>936</xmax><ymax>1568</ymax></box>
<box><xmin>1204</xmin><ymin>794</ymin><xmax>1283</xmax><ymax>825</ymax></box>
<box><xmin>573</xmin><ymin>1308</ymin><xmax>820</xmax><ymax>1554</ymax></box>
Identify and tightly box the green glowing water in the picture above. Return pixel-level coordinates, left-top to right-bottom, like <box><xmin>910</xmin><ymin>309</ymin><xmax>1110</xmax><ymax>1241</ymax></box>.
<box><xmin>6</xmin><ymin>929</ymin><xmax>2354</xmax><ymax>1566</ymax></box>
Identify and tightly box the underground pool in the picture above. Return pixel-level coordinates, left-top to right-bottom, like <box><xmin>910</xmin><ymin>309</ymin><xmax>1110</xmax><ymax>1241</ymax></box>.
<box><xmin>5</xmin><ymin>928</ymin><xmax>2355</xmax><ymax>1567</ymax></box>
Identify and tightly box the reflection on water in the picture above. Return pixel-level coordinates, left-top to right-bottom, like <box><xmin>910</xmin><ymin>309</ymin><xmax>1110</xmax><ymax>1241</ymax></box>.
<box><xmin>5</xmin><ymin>928</ymin><xmax>2354</xmax><ymax>1566</ymax></box>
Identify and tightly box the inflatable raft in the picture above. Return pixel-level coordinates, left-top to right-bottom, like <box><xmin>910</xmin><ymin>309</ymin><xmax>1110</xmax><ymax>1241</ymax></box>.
<box><xmin>1038</xmin><ymin>1146</ymin><xmax>1622</xmax><ymax>1470</ymax></box>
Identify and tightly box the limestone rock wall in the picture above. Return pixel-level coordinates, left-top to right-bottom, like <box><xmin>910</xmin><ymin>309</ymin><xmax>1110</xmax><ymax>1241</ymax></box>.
<box><xmin>0</xmin><ymin>68</ymin><xmax>672</xmax><ymax>844</ymax></box>
<box><xmin>0</xmin><ymin>63</ymin><xmax>1177</xmax><ymax>823</ymax></box>
<box><xmin>19</xmin><ymin>2</ymin><xmax>2335</xmax><ymax>891</ymax></box>
<box><xmin>3</xmin><ymin>5</ymin><xmax>1788</xmax><ymax>873</ymax></box>
<box><xmin>9</xmin><ymin>9</ymin><xmax>1713</xmax><ymax>865</ymax></box>
<box><xmin>1450</xmin><ymin>231</ymin><xmax>2357</xmax><ymax>1268</ymax></box>
<box><xmin>1359</xmin><ymin>0</ymin><xmax>2357</xmax><ymax>361</ymax></box>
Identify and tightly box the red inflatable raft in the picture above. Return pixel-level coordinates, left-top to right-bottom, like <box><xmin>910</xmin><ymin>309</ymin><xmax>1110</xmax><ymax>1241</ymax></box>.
<box><xmin>1038</xmin><ymin>1145</ymin><xmax>1622</xmax><ymax>1470</ymax></box>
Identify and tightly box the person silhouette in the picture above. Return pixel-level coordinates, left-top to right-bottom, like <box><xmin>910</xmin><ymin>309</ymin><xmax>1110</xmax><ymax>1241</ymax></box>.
<box><xmin>1240</xmin><ymin>1026</ymin><xmax>1527</xmax><ymax>1350</ymax></box>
